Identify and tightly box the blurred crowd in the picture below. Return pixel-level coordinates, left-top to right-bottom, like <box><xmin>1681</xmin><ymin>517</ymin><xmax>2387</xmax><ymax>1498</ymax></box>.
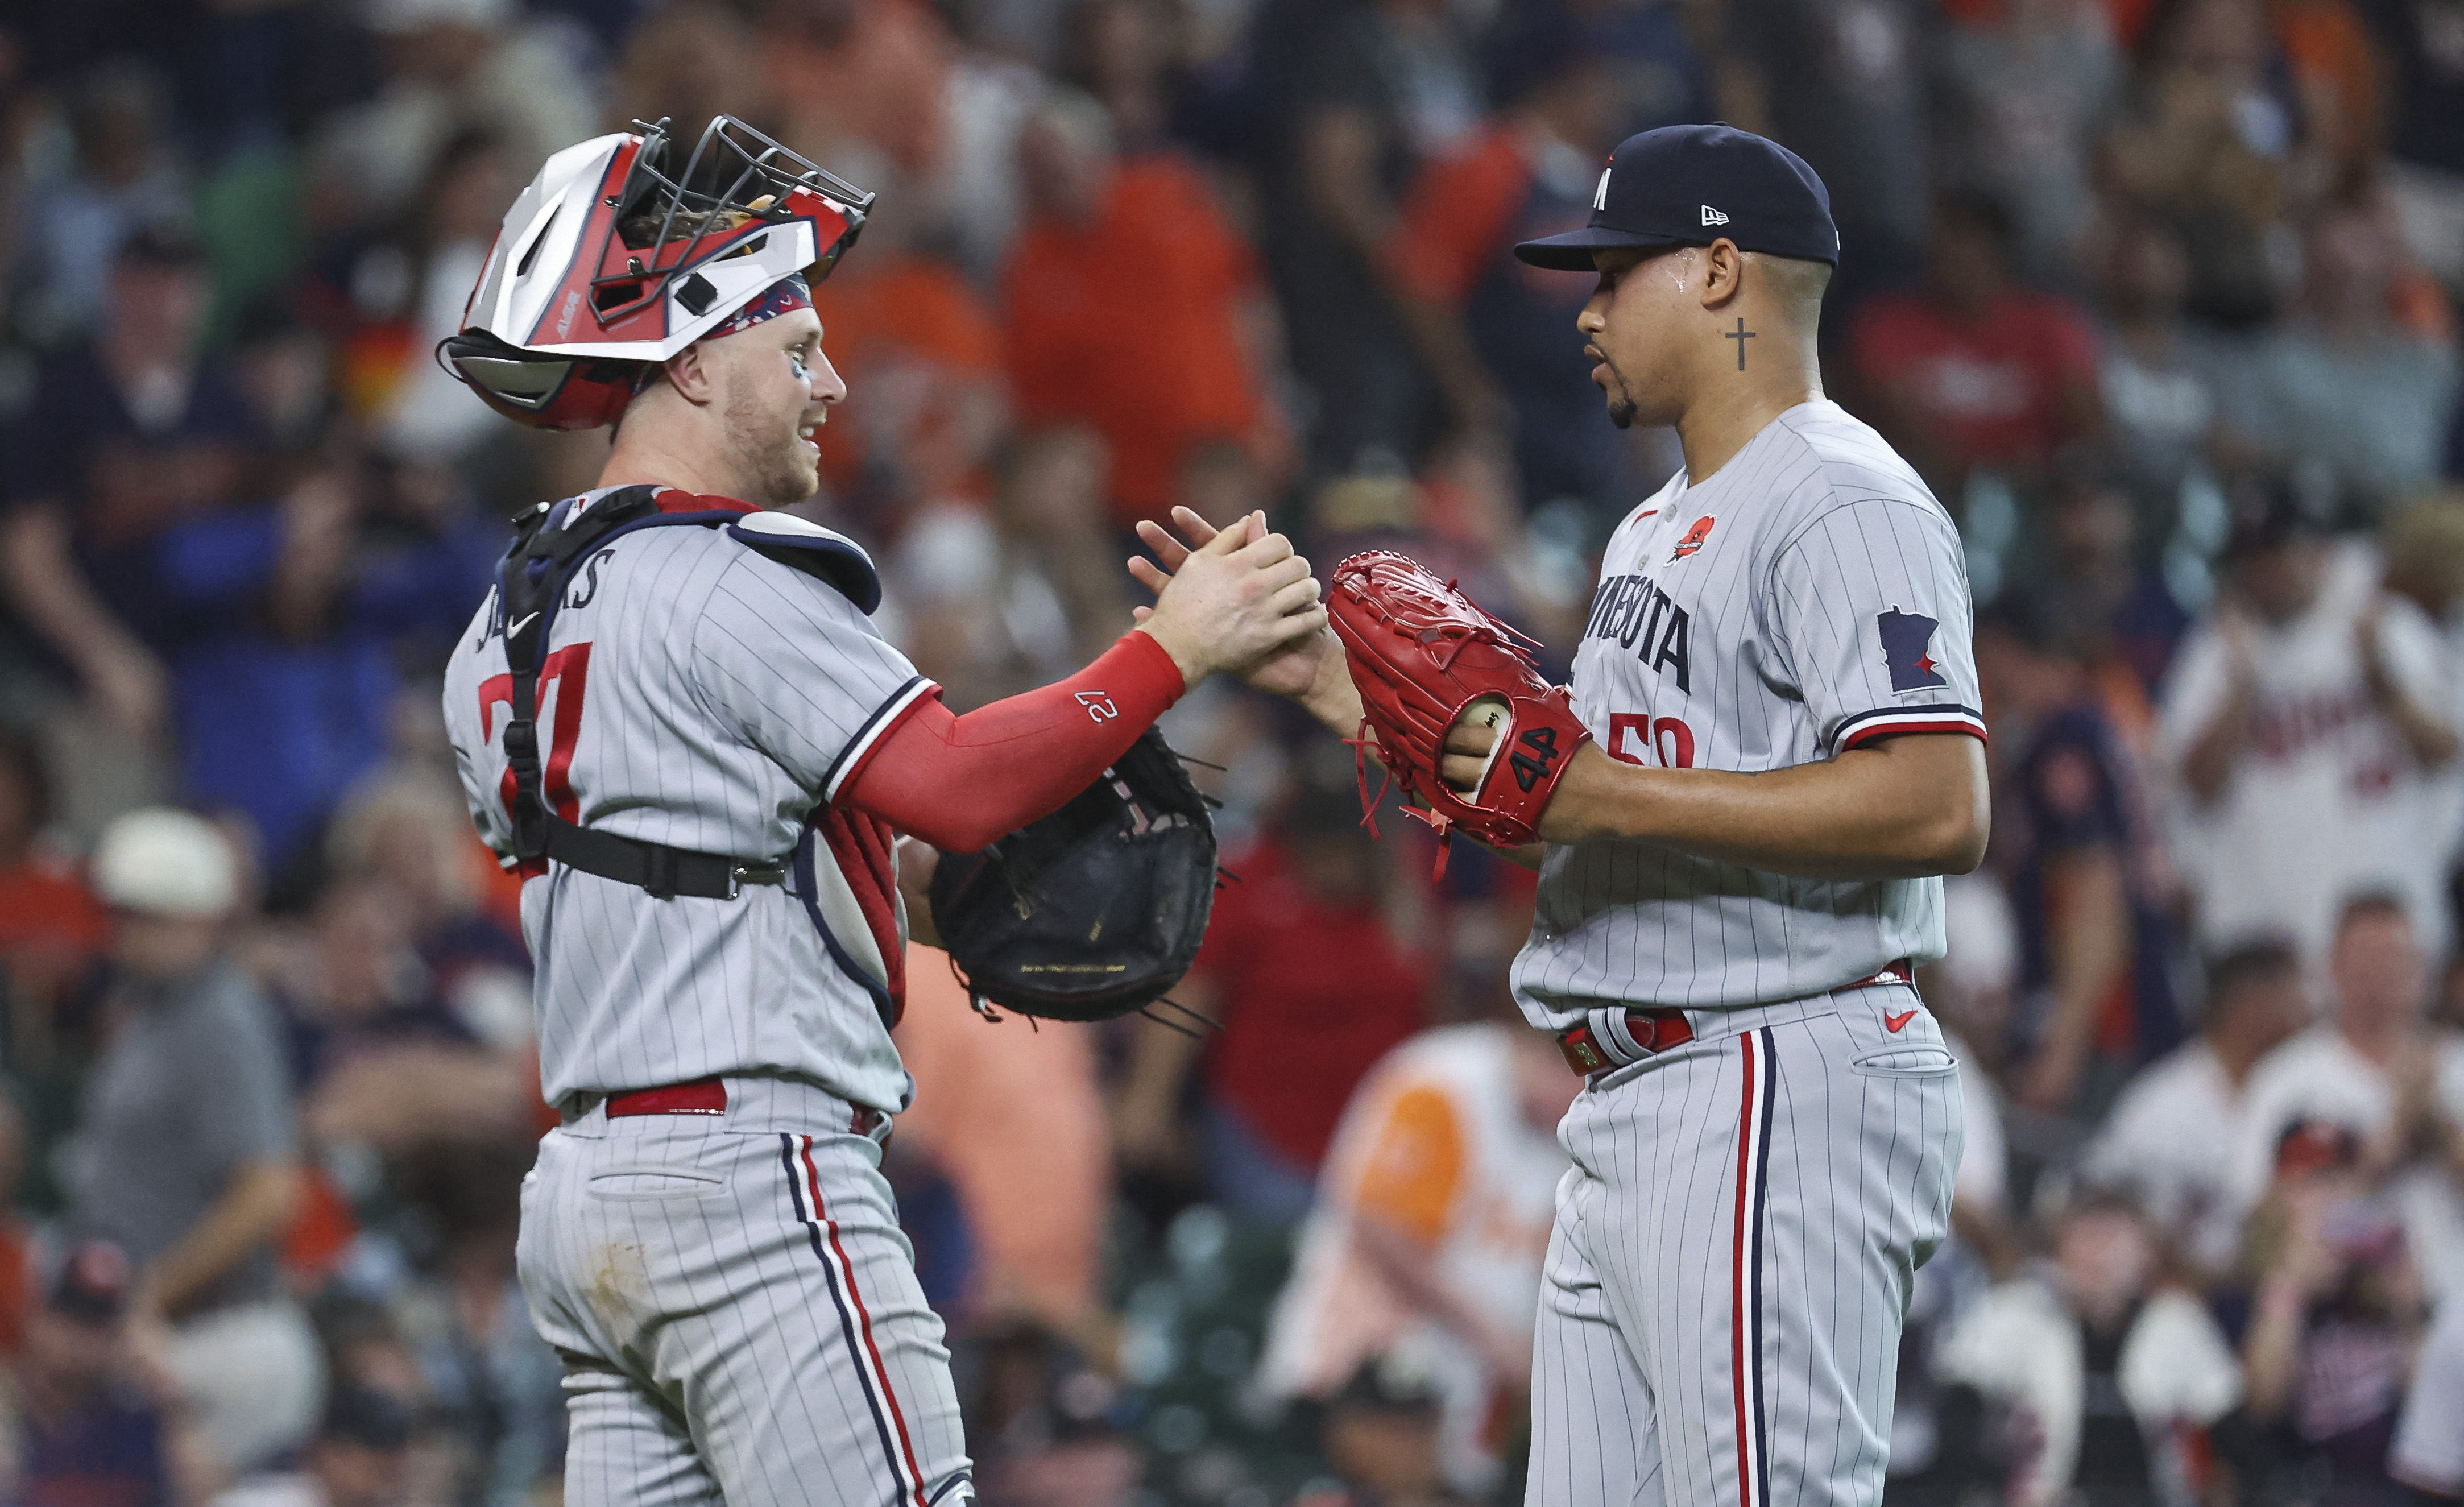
<box><xmin>1</xmin><ymin>0</ymin><xmax>2463</xmax><ymax>1501</ymax></box>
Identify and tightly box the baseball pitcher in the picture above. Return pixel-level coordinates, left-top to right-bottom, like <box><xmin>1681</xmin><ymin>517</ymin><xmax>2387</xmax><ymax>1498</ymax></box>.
<box><xmin>1136</xmin><ymin>124</ymin><xmax>1983</xmax><ymax>1507</ymax></box>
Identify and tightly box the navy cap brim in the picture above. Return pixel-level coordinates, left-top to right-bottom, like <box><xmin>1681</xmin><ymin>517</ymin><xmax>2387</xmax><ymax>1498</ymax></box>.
<box><xmin>1512</xmin><ymin>226</ymin><xmax>1695</xmax><ymax>270</ymax></box>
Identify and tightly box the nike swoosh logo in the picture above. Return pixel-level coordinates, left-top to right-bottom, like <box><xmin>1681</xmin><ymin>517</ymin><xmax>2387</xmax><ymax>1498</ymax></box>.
<box><xmin>507</xmin><ymin>611</ymin><xmax>540</xmax><ymax>639</ymax></box>
<box><xmin>1883</xmin><ymin>1009</ymin><xmax>1918</xmax><ymax>1033</ymax></box>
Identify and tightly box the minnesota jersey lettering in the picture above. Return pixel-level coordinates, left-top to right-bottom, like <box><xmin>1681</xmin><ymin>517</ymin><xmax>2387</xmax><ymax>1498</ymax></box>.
<box><xmin>1581</xmin><ymin>573</ymin><xmax>1692</xmax><ymax>693</ymax></box>
<box><xmin>1514</xmin><ymin>399</ymin><xmax>1989</xmax><ymax>1020</ymax></box>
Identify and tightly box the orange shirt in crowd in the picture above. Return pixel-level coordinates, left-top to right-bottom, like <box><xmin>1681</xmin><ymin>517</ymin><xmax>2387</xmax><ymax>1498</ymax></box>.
<box><xmin>893</xmin><ymin>946</ymin><xmax>1109</xmax><ymax>1325</ymax></box>
<box><xmin>1002</xmin><ymin>155</ymin><xmax>1269</xmax><ymax>525</ymax></box>
<box><xmin>1385</xmin><ymin>125</ymin><xmax>1541</xmax><ymax>310</ymax></box>
<box><xmin>761</xmin><ymin>0</ymin><xmax>953</xmax><ymax>181</ymax></box>
<box><xmin>807</xmin><ymin>251</ymin><xmax>1007</xmax><ymax>502</ymax></box>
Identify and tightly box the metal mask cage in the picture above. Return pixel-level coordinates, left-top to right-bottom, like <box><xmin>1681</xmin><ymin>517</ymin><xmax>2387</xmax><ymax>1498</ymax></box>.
<box><xmin>587</xmin><ymin>115</ymin><xmax>876</xmax><ymax>330</ymax></box>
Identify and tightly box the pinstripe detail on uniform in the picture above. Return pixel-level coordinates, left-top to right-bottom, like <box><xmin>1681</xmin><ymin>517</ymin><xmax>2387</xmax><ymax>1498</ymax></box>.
<box><xmin>823</xmin><ymin>676</ymin><xmax>937</xmax><ymax>801</ymax></box>
<box><xmin>1830</xmin><ymin>703</ymin><xmax>1987</xmax><ymax>752</ymax></box>
<box><xmin>1730</xmin><ymin>1026</ymin><xmax>1776</xmax><ymax>1507</ymax></box>
<box><xmin>1515</xmin><ymin>400</ymin><xmax>1988</xmax><ymax>1022</ymax></box>
<box><xmin>780</xmin><ymin>1132</ymin><xmax>927</xmax><ymax>1505</ymax></box>
<box><xmin>444</xmin><ymin>511</ymin><xmax>927</xmax><ymax>1112</ymax></box>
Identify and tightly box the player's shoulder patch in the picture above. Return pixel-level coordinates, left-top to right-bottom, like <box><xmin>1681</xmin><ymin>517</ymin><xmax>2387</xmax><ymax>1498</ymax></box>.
<box><xmin>726</xmin><ymin>511</ymin><xmax>883</xmax><ymax>615</ymax></box>
<box><xmin>1877</xmin><ymin>606</ymin><xmax>1947</xmax><ymax>692</ymax></box>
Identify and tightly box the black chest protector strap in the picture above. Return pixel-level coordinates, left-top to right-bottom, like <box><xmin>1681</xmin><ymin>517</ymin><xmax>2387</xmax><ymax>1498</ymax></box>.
<box><xmin>498</xmin><ymin>486</ymin><xmax>786</xmax><ymax>901</ymax></box>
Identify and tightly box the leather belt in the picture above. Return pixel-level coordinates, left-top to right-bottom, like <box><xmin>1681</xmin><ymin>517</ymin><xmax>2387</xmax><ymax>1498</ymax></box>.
<box><xmin>602</xmin><ymin>1078</ymin><xmax>893</xmax><ymax>1144</ymax></box>
<box><xmin>606</xmin><ymin>1078</ymin><xmax>728</xmax><ymax>1116</ymax></box>
<box><xmin>1555</xmin><ymin>959</ymin><xmax>1915</xmax><ymax>1077</ymax></box>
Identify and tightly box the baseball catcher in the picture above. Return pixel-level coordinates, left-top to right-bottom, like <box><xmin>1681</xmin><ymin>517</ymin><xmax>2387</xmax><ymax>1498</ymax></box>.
<box><xmin>437</xmin><ymin>117</ymin><xmax>1321</xmax><ymax>1506</ymax></box>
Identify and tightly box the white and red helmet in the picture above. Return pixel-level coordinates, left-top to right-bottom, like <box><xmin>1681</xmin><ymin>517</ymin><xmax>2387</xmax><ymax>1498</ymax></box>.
<box><xmin>442</xmin><ymin>116</ymin><xmax>872</xmax><ymax>431</ymax></box>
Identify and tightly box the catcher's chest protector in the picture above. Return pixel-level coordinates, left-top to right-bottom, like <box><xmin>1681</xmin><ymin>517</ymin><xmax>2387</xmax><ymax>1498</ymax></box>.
<box><xmin>493</xmin><ymin>486</ymin><xmax>881</xmax><ymax>900</ymax></box>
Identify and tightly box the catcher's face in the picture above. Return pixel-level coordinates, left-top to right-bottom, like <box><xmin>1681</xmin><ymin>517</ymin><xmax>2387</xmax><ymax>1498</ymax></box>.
<box><xmin>1577</xmin><ymin>245</ymin><xmax>1695</xmax><ymax>431</ymax></box>
<box><xmin>709</xmin><ymin>306</ymin><xmax>845</xmax><ymax>507</ymax></box>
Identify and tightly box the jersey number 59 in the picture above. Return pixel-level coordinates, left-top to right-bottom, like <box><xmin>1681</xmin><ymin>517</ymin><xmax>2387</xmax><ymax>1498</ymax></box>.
<box><xmin>1606</xmin><ymin>713</ymin><xmax>1695</xmax><ymax>769</ymax></box>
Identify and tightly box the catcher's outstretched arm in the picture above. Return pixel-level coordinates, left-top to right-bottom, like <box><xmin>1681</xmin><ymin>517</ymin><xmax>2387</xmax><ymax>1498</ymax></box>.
<box><xmin>843</xmin><ymin>631</ymin><xmax>1184</xmax><ymax>852</ymax></box>
<box><xmin>1444</xmin><ymin>722</ymin><xmax>1989</xmax><ymax>879</ymax></box>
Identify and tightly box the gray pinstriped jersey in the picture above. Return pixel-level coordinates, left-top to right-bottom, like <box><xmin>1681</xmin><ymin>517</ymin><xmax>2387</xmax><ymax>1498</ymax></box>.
<box><xmin>442</xmin><ymin>491</ymin><xmax>934</xmax><ymax>1113</ymax></box>
<box><xmin>1511</xmin><ymin>400</ymin><xmax>1987</xmax><ymax>1026</ymax></box>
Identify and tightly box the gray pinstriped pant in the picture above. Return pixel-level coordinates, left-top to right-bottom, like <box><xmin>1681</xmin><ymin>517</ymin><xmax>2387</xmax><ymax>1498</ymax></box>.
<box><xmin>1527</xmin><ymin>986</ymin><xmax>1961</xmax><ymax>1507</ymax></box>
<box><xmin>517</xmin><ymin>1077</ymin><xmax>973</xmax><ymax>1507</ymax></box>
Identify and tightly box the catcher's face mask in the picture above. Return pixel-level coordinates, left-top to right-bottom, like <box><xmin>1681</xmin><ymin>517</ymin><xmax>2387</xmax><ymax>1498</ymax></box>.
<box><xmin>444</xmin><ymin>116</ymin><xmax>874</xmax><ymax>431</ymax></box>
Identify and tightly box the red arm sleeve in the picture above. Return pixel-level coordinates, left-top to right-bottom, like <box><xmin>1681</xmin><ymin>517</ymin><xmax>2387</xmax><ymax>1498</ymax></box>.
<box><xmin>839</xmin><ymin>630</ymin><xmax>1186</xmax><ymax>851</ymax></box>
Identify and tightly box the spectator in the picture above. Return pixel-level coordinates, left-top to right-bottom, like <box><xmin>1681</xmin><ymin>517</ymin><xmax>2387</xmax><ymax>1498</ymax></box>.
<box><xmin>10</xmin><ymin>62</ymin><xmax>189</xmax><ymax>349</ymax></box>
<box><xmin>1931</xmin><ymin>1193</ymin><xmax>2254</xmax><ymax>1507</ymax></box>
<box><xmin>1256</xmin><ymin>1014</ymin><xmax>1575</xmax><ymax>1496</ymax></box>
<box><xmin>2241</xmin><ymin>1120</ymin><xmax>2429</xmax><ymax>1506</ymax></box>
<box><xmin>214</xmin><ymin>1387</ymin><xmax>426</xmax><ymax>1507</ymax></box>
<box><xmin>2210</xmin><ymin>192</ymin><xmax>2462</xmax><ymax>520</ymax></box>
<box><xmin>1112</xmin><ymin>763</ymin><xmax>1434</xmax><ymax>1222</ymax></box>
<box><xmin>1255</xmin><ymin>0</ymin><xmax>1478</xmax><ymax>475</ymax></box>
<box><xmin>14</xmin><ymin>1241</ymin><xmax>176</xmax><ymax>1507</ymax></box>
<box><xmin>1290</xmin><ymin>1357</ymin><xmax>1473</xmax><ymax>1507</ymax></box>
<box><xmin>2090</xmin><ymin>218</ymin><xmax>2233</xmax><ymax>538</ymax></box>
<box><xmin>2085</xmin><ymin>939</ymin><xmax>2309</xmax><ymax>1279</ymax></box>
<box><xmin>2233</xmin><ymin>894</ymin><xmax>2464</xmax><ymax>1304</ymax></box>
<box><xmin>0</xmin><ymin>728</ymin><xmax>108</xmax><ymax>1041</ymax></box>
<box><xmin>65</xmin><ymin>809</ymin><xmax>320</xmax><ymax>1488</ymax></box>
<box><xmin>801</xmin><ymin>191</ymin><xmax>1008</xmax><ymax>534</ymax></box>
<box><xmin>305</xmin><ymin>0</ymin><xmax>593</xmax><ymax>238</ymax></box>
<box><xmin>2157</xmin><ymin>476</ymin><xmax>2461</xmax><ymax>967</ymax></box>
<box><xmin>349</xmin><ymin>127</ymin><xmax>525</xmax><ymax>462</ymax></box>
<box><xmin>2101</xmin><ymin>0</ymin><xmax>2305</xmax><ymax>329</ymax></box>
<box><xmin>1380</xmin><ymin>4</ymin><xmax>1630</xmax><ymax>524</ymax></box>
<box><xmin>1845</xmin><ymin>191</ymin><xmax>2104</xmax><ymax>499</ymax></box>
<box><xmin>321</xmin><ymin>771</ymin><xmax>530</xmax><ymax>1054</ymax></box>
<box><xmin>152</xmin><ymin>455</ymin><xmax>500</xmax><ymax>878</ymax></box>
<box><xmin>2023</xmin><ymin>467</ymin><xmax>2194</xmax><ymax>702</ymax></box>
<box><xmin>1935</xmin><ymin>0</ymin><xmax>2125</xmax><ymax>280</ymax></box>
<box><xmin>965</xmin><ymin>1323</ymin><xmax>1138</xmax><ymax>1507</ymax></box>
<box><xmin>1732</xmin><ymin>0</ymin><xmax>1932</xmax><ymax>305</ymax></box>
<box><xmin>892</xmin><ymin>427</ymin><xmax>1129</xmax><ymax>708</ymax></box>
<box><xmin>1974</xmin><ymin>599</ymin><xmax>2183</xmax><ymax>1113</ymax></box>
<box><xmin>1000</xmin><ymin>88</ymin><xmax>1280</xmax><ymax>531</ymax></box>
<box><xmin>0</xmin><ymin>225</ymin><xmax>256</xmax><ymax>830</ymax></box>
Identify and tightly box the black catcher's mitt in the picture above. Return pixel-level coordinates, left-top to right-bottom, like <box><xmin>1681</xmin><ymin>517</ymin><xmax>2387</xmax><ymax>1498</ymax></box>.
<box><xmin>927</xmin><ymin>727</ymin><xmax>1217</xmax><ymax>1023</ymax></box>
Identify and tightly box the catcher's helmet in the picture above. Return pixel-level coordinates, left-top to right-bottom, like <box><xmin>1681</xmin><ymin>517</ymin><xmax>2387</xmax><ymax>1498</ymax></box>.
<box><xmin>442</xmin><ymin>116</ymin><xmax>873</xmax><ymax>431</ymax></box>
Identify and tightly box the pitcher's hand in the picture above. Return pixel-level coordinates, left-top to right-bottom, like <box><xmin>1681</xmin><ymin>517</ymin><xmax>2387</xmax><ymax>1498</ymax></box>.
<box><xmin>1132</xmin><ymin>506</ymin><xmax>1347</xmax><ymax>708</ymax></box>
<box><xmin>1133</xmin><ymin>508</ymin><xmax>1326</xmax><ymax>686</ymax></box>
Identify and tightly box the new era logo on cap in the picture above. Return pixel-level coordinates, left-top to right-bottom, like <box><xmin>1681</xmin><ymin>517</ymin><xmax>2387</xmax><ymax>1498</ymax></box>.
<box><xmin>1514</xmin><ymin>124</ymin><xmax>1841</xmax><ymax>270</ymax></box>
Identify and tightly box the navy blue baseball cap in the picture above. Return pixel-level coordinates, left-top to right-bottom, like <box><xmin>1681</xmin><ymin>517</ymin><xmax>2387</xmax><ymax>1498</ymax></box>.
<box><xmin>1515</xmin><ymin>123</ymin><xmax>1840</xmax><ymax>270</ymax></box>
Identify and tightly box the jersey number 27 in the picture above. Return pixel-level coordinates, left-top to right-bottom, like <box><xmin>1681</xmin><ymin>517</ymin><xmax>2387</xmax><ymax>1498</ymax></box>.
<box><xmin>478</xmin><ymin>644</ymin><xmax>593</xmax><ymax>824</ymax></box>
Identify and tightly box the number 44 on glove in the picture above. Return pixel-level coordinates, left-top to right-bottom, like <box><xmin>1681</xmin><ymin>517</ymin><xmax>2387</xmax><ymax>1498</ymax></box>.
<box><xmin>1329</xmin><ymin>551</ymin><xmax>1591</xmax><ymax>875</ymax></box>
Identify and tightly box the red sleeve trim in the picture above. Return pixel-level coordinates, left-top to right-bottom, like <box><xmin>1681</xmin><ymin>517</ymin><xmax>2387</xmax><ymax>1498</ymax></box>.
<box><xmin>1836</xmin><ymin>707</ymin><xmax>1990</xmax><ymax>752</ymax></box>
<box><xmin>840</xmin><ymin>631</ymin><xmax>1187</xmax><ymax>852</ymax></box>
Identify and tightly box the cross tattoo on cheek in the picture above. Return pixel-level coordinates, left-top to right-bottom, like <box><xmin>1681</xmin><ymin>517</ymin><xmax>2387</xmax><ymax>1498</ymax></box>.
<box><xmin>1725</xmin><ymin>317</ymin><xmax>1755</xmax><ymax>370</ymax></box>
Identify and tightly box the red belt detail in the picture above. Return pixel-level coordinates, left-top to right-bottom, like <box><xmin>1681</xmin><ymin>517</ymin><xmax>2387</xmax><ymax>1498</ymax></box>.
<box><xmin>606</xmin><ymin>1078</ymin><xmax>728</xmax><ymax>1116</ymax></box>
<box><xmin>1558</xmin><ymin>1009</ymin><xmax>1694</xmax><ymax>1075</ymax></box>
<box><xmin>1554</xmin><ymin>960</ymin><xmax>1915</xmax><ymax>1077</ymax></box>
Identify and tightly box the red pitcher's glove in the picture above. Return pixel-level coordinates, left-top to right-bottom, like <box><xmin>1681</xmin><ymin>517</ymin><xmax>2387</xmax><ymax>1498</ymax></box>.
<box><xmin>1328</xmin><ymin>550</ymin><xmax>1590</xmax><ymax>872</ymax></box>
